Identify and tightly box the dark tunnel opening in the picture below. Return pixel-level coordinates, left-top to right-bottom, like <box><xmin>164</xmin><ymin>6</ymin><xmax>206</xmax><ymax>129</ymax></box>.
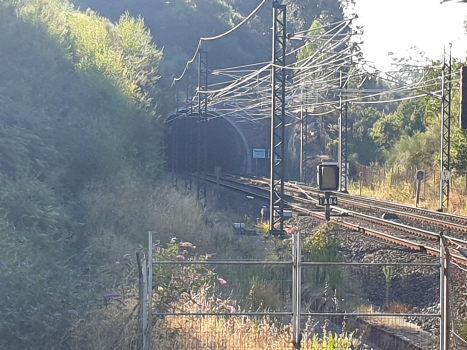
<box><xmin>165</xmin><ymin>114</ymin><xmax>250</xmax><ymax>175</ymax></box>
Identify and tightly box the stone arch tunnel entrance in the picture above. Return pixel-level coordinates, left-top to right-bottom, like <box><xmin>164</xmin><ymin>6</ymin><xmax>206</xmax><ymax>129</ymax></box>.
<box><xmin>165</xmin><ymin>109</ymin><xmax>301</xmax><ymax>179</ymax></box>
<box><xmin>165</xmin><ymin>112</ymin><xmax>260</xmax><ymax>176</ymax></box>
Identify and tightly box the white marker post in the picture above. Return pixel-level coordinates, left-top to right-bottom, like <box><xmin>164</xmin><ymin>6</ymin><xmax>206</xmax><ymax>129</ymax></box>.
<box><xmin>252</xmin><ymin>149</ymin><xmax>266</xmax><ymax>176</ymax></box>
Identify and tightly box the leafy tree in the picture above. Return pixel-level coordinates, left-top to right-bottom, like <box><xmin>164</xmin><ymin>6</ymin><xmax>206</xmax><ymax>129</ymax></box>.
<box><xmin>348</xmin><ymin>105</ymin><xmax>382</xmax><ymax>164</ymax></box>
<box><xmin>284</xmin><ymin>0</ymin><xmax>344</xmax><ymax>32</ymax></box>
<box><xmin>70</xmin><ymin>0</ymin><xmax>271</xmax><ymax>82</ymax></box>
<box><xmin>297</xmin><ymin>18</ymin><xmax>327</xmax><ymax>62</ymax></box>
<box><xmin>370</xmin><ymin>98</ymin><xmax>427</xmax><ymax>151</ymax></box>
<box><xmin>385</xmin><ymin>126</ymin><xmax>440</xmax><ymax>172</ymax></box>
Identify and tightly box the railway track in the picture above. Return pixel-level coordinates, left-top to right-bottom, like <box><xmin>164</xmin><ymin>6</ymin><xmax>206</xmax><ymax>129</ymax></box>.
<box><xmin>196</xmin><ymin>172</ymin><xmax>467</xmax><ymax>348</ymax></box>
<box><xmin>206</xmin><ymin>174</ymin><xmax>467</xmax><ymax>266</ymax></box>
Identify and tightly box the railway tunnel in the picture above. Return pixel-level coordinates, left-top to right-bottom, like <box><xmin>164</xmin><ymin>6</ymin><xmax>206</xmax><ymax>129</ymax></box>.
<box><xmin>166</xmin><ymin>111</ymin><xmax>261</xmax><ymax>176</ymax></box>
<box><xmin>165</xmin><ymin>109</ymin><xmax>298</xmax><ymax>178</ymax></box>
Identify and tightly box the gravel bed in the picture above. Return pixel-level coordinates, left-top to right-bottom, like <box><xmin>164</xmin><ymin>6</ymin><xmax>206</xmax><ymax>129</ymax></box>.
<box><xmin>293</xmin><ymin>217</ymin><xmax>446</xmax><ymax>340</ymax></box>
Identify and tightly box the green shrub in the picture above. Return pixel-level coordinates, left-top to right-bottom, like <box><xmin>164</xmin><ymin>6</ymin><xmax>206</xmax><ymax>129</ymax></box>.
<box><xmin>302</xmin><ymin>223</ymin><xmax>341</xmax><ymax>289</ymax></box>
<box><xmin>459</xmin><ymin>319</ymin><xmax>467</xmax><ymax>342</ymax></box>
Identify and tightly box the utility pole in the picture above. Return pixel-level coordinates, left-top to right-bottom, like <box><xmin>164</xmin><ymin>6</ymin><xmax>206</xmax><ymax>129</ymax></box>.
<box><xmin>197</xmin><ymin>51</ymin><xmax>208</xmax><ymax>206</ymax></box>
<box><xmin>269</xmin><ymin>2</ymin><xmax>287</xmax><ymax>232</ymax></box>
<box><xmin>439</xmin><ymin>45</ymin><xmax>452</xmax><ymax>212</ymax></box>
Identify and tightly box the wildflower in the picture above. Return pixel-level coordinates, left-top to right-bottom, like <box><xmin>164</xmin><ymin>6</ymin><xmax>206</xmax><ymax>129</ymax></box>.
<box><xmin>216</xmin><ymin>298</ymin><xmax>223</xmax><ymax>304</ymax></box>
<box><xmin>68</xmin><ymin>310</ymin><xmax>78</xmax><ymax>317</ymax></box>
<box><xmin>123</xmin><ymin>254</ymin><xmax>131</xmax><ymax>260</ymax></box>
<box><xmin>170</xmin><ymin>237</ymin><xmax>177</xmax><ymax>244</ymax></box>
<box><xmin>157</xmin><ymin>286</ymin><xmax>164</xmax><ymax>292</ymax></box>
<box><xmin>284</xmin><ymin>225</ymin><xmax>299</xmax><ymax>234</ymax></box>
<box><xmin>179</xmin><ymin>242</ymin><xmax>195</xmax><ymax>249</ymax></box>
<box><xmin>47</xmin><ymin>326</ymin><xmax>57</xmax><ymax>333</ymax></box>
<box><xmin>225</xmin><ymin>305</ymin><xmax>236</xmax><ymax>312</ymax></box>
<box><xmin>217</xmin><ymin>278</ymin><xmax>227</xmax><ymax>285</ymax></box>
<box><xmin>106</xmin><ymin>293</ymin><xmax>120</xmax><ymax>299</ymax></box>
<box><xmin>0</xmin><ymin>262</ymin><xmax>8</xmax><ymax>270</ymax></box>
<box><xmin>115</xmin><ymin>261</ymin><xmax>120</xmax><ymax>265</ymax></box>
<box><xmin>48</xmin><ymin>292</ymin><xmax>55</xmax><ymax>297</ymax></box>
<box><xmin>176</xmin><ymin>255</ymin><xmax>185</xmax><ymax>261</ymax></box>
<box><xmin>53</xmin><ymin>313</ymin><xmax>62</xmax><ymax>318</ymax></box>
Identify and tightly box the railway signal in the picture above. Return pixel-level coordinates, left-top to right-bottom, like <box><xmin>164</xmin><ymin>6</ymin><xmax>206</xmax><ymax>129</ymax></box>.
<box><xmin>317</xmin><ymin>163</ymin><xmax>339</xmax><ymax>191</ymax></box>
<box><xmin>317</xmin><ymin>163</ymin><xmax>339</xmax><ymax>220</ymax></box>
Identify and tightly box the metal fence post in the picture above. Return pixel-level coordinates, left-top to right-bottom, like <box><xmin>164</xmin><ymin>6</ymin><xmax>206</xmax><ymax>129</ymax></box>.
<box><xmin>440</xmin><ymin>233</ymin><xmax>450</xmax><ymax>350</ymax></box>
<box><xmin>136</xmin><ymin>252</ymin><xmax>143</xmax><ymax>349</ymax></box>
<box><xmin>142</xmin><ymin>258</ymin><xmax>148</xmax><ymax>350</ymax></box>
<box><xmin>148</xmin><ymin>232</ymin><xmax>153</xmax><ymax>350</ymax></box>
<box><xmin>292</xmin><ymin>231</ymin><xmax>302</xmax><ymax>349</ymax></box>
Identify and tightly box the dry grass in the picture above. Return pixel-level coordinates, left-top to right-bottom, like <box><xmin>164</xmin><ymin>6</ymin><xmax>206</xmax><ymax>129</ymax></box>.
<box><xmin>61</xmin><ymin>266</ymin><xmax>356</xmax><ymax>350</ymax></box>
<box><xmin>153</xmin><ymin>285</ymin><xmax>356</xmax><ymax>350</ymax></box>
<box><xmin>157</xmin><ymin>315</ymin><xmax>292</xmax><ymax>349</ymax></box>
<box><xmin>61</xmin><ymin>174</ymin><xmax>360</xmax><ymax>349</ymax></box>
<box><xmin>157</xmin><ymin>315</ymin><xmax>356</xmax><ymax>349</ymax></box>
<box><xmin>56</xmin><ymin>280</ymin><xmax>357</xmax><ymax>350</ymax></box>
<box><xmin>52</xmin><ymin>299</ymin><xmax>140</xmax><ymax>350</ymax></box>
<box><xmin>80</xmin><ymin>174</ymin><xmax>265</xmax><ymax>268</ymax></box>
<box><xmin>350</xmin><ymin>171</ymin><xmax>467</xmax><ymax>215</ymax></box>
<box><xmin>387</xmin><ymin>302</ymin><xmax>411</xmax><ymax>313</ymax></box>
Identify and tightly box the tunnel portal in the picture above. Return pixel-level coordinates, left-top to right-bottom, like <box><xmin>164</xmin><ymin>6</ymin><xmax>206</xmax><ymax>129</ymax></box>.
<box><xmin>165</xmin><ymin>113</ymin><xmax>254</xmax><ymax>175</ymax></box>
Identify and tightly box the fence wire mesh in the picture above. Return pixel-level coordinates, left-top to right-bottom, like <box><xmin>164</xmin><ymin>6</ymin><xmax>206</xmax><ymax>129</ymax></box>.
<box><xmin>149</xmin><ymin>259</ymin><xmax>441</xmax><ymax>349</ymax></box>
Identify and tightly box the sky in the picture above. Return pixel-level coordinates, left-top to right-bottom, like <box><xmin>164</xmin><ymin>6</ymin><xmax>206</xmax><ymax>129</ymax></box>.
<box><xmin>350</xmin><ymin>0</ymin><xmax>467</xmax><ymax>72</ymax></box>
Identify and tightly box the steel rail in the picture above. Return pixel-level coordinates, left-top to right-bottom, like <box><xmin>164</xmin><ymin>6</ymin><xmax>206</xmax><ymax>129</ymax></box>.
<box><xmin>155</xmin><ymin>311</ymin><xmax>439</xmax><ymax>317</ymax></box>
<box><xmin>336</xmin><ymin>207</ymin><xmax>441</xmax><ymax>240</ymax></box>
<box><xmin>284</xmin><ymin>182</ymin><xmax>467</xmax><ymax>247</ymax></box>
<box><xmin>336</xmin><ymin>195</ymin><xmax>467</xmax><ymax>233</ymax></box>
<box><xmin>246</xmin><ymin>177</ymin><xmax>467</xmax><ymax>239</ymax></box>
<box><xmin>299</xmin><ymin>183</ymin><xmax>467</xmax><ymax>226</ymax></box>
<box><xmin>291</xmin><ymin>202</ymin><xmax>467</xmax><ymax>265</ymax></box>
<box><xmin>204</xmin><ymin>174</ymin><xmax>467</xmax><ymax>265</ymax></box>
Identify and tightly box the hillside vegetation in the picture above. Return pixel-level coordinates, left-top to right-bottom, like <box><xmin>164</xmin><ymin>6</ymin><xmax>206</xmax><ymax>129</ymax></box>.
<box><xmin>0</xmin><ymin>0</ymin><xmax>166</xmax><ymax>347</ymax></box>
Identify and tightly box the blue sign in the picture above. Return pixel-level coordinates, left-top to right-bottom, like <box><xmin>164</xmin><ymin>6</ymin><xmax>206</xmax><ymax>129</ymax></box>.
<box><xmin>253</xmin><ymin>149</ymin><xmax>266</xmax><ymax>159</ymax></box>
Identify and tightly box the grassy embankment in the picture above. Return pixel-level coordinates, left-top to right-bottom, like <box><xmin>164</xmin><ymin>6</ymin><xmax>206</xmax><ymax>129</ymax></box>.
<box><xmin>349</xmin><ymin>167</ymin><xmax>467</xmax><ymax>215</ymax></box>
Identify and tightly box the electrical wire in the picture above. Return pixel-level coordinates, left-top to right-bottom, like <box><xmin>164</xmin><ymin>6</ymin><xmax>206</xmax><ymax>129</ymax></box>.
<box><xmin>173</xmin><ymin>0</ymin><xmax>269</xmax><ymax>85</ymax></box>
<box><xmin>173</xmin><ymin>9</ymin><xmax>453</xmax><ymax>129</ymax></box>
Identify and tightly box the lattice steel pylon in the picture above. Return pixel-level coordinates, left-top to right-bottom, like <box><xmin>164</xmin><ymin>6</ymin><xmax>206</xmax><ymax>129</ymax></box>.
<box><xmin>439</xmin><ymin>46</ymin><xmax>452</xmax><ymax>212</ymax></box>
<box><xmin>338</xmin><ymin>100</ymin><xmax>348</xmax><ymax>192</ymax></box>
<box><xmin>197</xmin><ymin>51</ymin><xmax>208</xmax><ymax>205</ymax></box>
<box><xmin>171</xmin><ymin>92</ymin><xmax>179</xmax><ymax>187</ymax></box>
<box><xmin>269</xmin><ymin>3</ymin><xmax>286</xmax><ymax>232</ymax></box>
<box><xmin>300</xmin><ymin>87</ymin><xmax>308</xmax><ymax>183</ymax></box>
<box><xmin>185</xmin><ymin>71</ymin><xmax>194</xmax><ymax>192</ymax></box>
<box><xmin>338</xmin><ymin>67</ymin><xmax>349</xmax><ymax>193</ymax></box>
